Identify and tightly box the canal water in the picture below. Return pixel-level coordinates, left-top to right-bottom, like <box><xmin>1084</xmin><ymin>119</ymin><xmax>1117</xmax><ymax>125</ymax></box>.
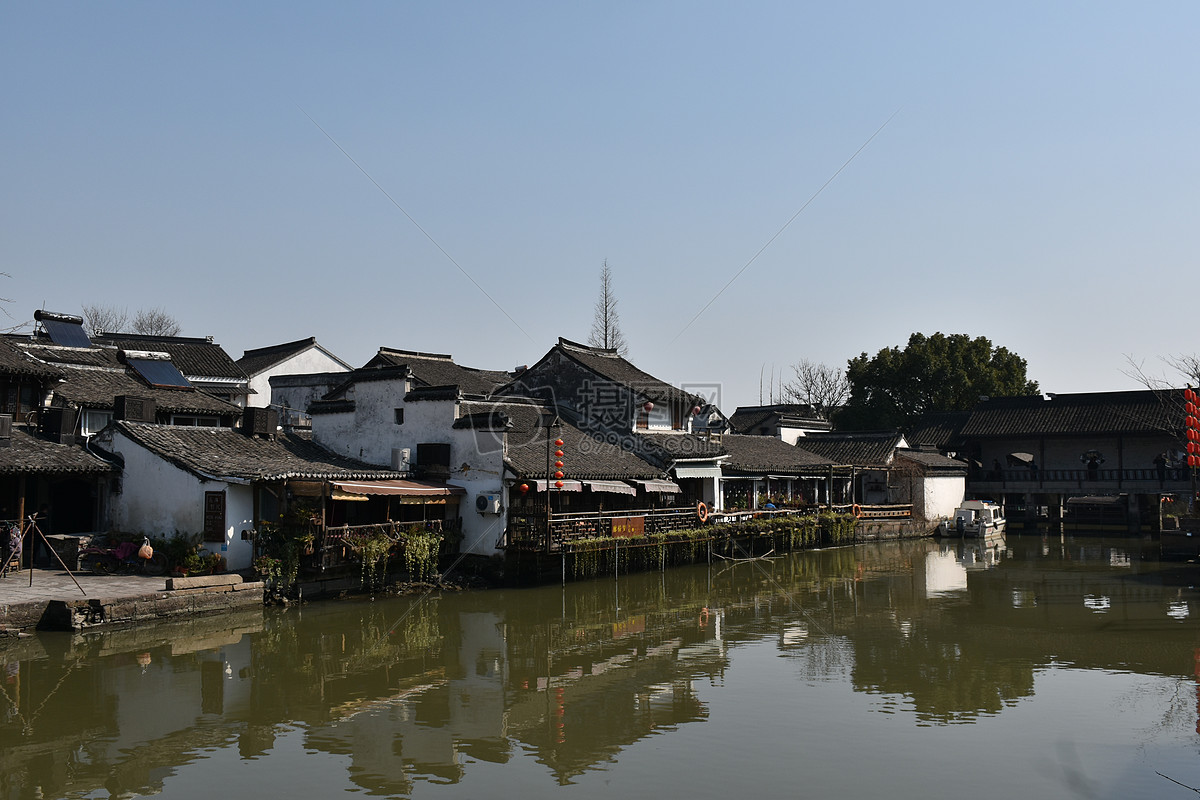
<box><xmin>4</xmin><ymin>531</ymin><xmax>1200</xmax><ymax>799</ymax></box>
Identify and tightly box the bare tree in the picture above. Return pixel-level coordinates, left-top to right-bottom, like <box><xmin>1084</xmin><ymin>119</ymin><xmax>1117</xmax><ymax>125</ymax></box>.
<box><xmin>588</xmin><ymin>261</ymin><xmax>628</xmax><ymax>356</ymax></box>
<box><xmin>0</xmin><ymin>273</ymin><xmax>29</xmax><ymax>333</ymax></box>
<box><xmin>82</xmin><ymin>304</ymin><xmax>129</xmax><ymax>336</ymax></box>
<box><xmin>783</xmin><ymin>359</ymin><xmax>849</xmax><ymax>416</ymax></box>
<box><xmin>131</xmin><ymin>307</ymin><xmax>182</xmax><ymax>337</ymax></box>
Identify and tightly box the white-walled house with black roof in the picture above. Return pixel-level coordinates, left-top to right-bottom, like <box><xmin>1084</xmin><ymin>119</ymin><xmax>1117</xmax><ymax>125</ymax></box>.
<box><xmin>94</xmin><ymin>420</ymin><xmax>408</xmax><ymax>571</ymax></box>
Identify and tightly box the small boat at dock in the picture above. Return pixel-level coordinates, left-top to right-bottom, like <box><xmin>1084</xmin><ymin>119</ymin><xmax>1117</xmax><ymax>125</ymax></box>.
<box><xmin>939</xmin><ymin>500</ymin><xmax>1006</xmax><ymax>537</ymax></box>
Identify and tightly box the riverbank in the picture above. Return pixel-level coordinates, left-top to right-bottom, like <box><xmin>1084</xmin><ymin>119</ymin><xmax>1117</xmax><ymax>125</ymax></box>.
<box><xmin>0</xmin><ymin>568</ymin><xmax>264</xmax><ymax>637</ymax></box>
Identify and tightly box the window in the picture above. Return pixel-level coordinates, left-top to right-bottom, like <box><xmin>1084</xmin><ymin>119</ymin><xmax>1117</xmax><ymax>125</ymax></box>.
<box><xmin>394</xmin><ymin>408</ymin><xmax>404</xmax><ymax>425</ymax></box>
<box><xmin>203</xmin><ymin>491</ymin><xmax>226</xmax><ymax>542</ymax></box>
<box><xmin>171</xmin><ymin>415</ymin><xmax>221</xmax><ymax>427</ymax></box>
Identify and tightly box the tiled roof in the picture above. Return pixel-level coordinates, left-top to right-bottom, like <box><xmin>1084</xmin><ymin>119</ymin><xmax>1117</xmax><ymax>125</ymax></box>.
<box><xmin>309</xmin><ymin>399</ymin><xmax>356</xmax><ymax>415</ymax></box>
<box><xmin>50</xmin><ymin>364</ymin><xmax>241</xmax><ymax>417</ymax></box>
<box><xmin>112</xmin><ymin>421</ymin><xmax>408</xmax><ymax>482</ymax></box>
<box><xmin>457</xmin><ymin>400</ymin><xmax>665</xmax><ymax>480</ymax></box>
<box><xmin>894</xmin><ymin>448</ymin><xmax>969</xmax><ymax>473</ymax></box>
<box><xmin>364</xmin><ymin>348</ymin><xmax>510</xmax><ymax>395</ymax></box>
<box><xmin>94</xmin><ymin>333</ymin><xmax>248</xmax><ymax>381</ymax></box>
<box><xmin>794</xmin><ymin>431</ymin><xmax>905</xmax><ymax>467</ymax></box>
<box><xmin>635</xmin><ymin>432</ymin><xmax>726</xmax><ymax>462</ymax></box>
<box><xmin>552</xmin><ymin>338</ymin><xmax>702</xmax><ymax>406</ymax></box>
<box><xmin>958</xmin><ymin>391</ymin><xmax>1178</xmax><ymax>437</ymax></box>
<box><xmin>0</xmin><ymin>428</ymin><xmax>115</xmax><ymax>475</ymax></box>
<box><xmin>0</xmin><ymin>339</ymin><xmax>63</xmax><ymax>379</ymax></box>
<box><xmin>15</xmin><ymin>340</ymin><xmax>115</xmax><ymax>369</ymax></box>
<box><xmin>238</xmin><ymin>337</ymin><xmax>322</xmax><ymax>376</ymax></box>
<box><xmin>728</xmin><ymin>404</ymin><xmax>829</xmax><ymax>435</ymax></box>
<box><xmin>720</xmin><ymin>434</ymin><xmax>833</xmax><ymax>474</ymax></box>
<box><xmin>906</xmin><ymin>411</ymin><xmax>970</xmax><ymax>449</ymax></box>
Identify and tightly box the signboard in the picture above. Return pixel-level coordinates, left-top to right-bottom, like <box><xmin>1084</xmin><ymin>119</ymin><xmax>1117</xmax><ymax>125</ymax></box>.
<box><xmin>611</xmin><ymin>516</ymin><xmax>645</xmax><ymax>538</ymax></box>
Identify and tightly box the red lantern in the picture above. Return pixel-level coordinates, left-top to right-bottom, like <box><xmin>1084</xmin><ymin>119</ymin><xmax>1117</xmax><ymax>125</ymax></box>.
<box><xmin>1189</xmin><ymin>402</ymin><xmax>1197</xmax><ymax>416</ymax></box>
<box><xmin>555</xmin><ymin>480</ymin><xmax>564</xmax><ymax>488</ymax></box>
<box><xmin>518</xmin><ymin>483</ymin><xmax>530</xmax><ymax>494</ymax></box>
<box><xmin>1191</xmin><ymin>455</ymin><xmax>1199</xmax><ymax>468</ymax></box>
<box><xmin>1188</xmin><ymin>388</ymin><xmax>1197</xmax><ymax>403</ymax></box>
<box><xmin>554</xmin><ymin>470</ymin><xmax>564</xmax><ymax>479</ymax></box>
<box><xmin>1189</xmin><ymin>441</ymin><xmax>1199</xmax><ymax>454</ymax></box>
<box><xmin>691</xmin><ymin>405</ymin><xmax>702</xmax><ymax>416</ymax></box>
<box><xmin>555</xmin><ymin>461</ymin><xmax>564</xmax><ymax>468</ymax></box>
<box><xmin>555</xmin><ymin>449</ymin><xmax>564</xmax><ymax>458</ymax></box>
<box><xmin>554</xmin><ymin>438</ymin><xmax>564</xmax><ymax>447</ymax></box>
<box><xmin>643</xmin><ymin>401</ymin><xmax>654</xmax><ymax>412</ymax></box>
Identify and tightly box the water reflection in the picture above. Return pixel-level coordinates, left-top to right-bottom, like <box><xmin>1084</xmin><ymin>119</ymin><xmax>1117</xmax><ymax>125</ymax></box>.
<box><xmin>3</xmin><ymin>533</ymin><xmax>1200</xmax><ymax>798</ymax></box>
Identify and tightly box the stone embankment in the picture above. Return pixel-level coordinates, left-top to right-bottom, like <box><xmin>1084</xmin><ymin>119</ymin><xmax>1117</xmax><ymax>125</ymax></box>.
<box><xmin>1</xmin><ymin>571</ymin><xmax>264</xmax><ymax>636</ymax></box>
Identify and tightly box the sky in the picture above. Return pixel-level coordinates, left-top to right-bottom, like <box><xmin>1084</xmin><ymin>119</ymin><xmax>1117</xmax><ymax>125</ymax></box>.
<box><xmin>3</xmin><ymin>2</ymin><xmax>1197</xmax><ymax>413</ymax></box>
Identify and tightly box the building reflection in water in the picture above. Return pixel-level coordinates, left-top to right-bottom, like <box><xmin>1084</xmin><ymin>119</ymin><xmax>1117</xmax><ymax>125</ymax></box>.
<box><xmin>2</xmin><ymin>533</ymin><xmax>1200</xmax><ymax>797</ymax></box>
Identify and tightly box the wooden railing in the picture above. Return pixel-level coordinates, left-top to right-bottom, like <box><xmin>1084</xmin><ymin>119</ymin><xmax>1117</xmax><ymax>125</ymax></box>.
<box><xmin>506</xmin><ymin>503</ymin><xmax>912</xmax><ymax>550</ymax></box>
<box><xmin>316</xmin><ymin>518</ymin><xmax>462</xmax><ymax>571</ymax></box>
<box><xmin>974</xmin><ymin>468</ymin><xmax>1190</xmax><ymax>487</ymax></box>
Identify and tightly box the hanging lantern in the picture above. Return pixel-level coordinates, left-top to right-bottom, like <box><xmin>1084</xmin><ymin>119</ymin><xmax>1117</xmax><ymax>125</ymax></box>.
<box><xmin>554</xmin><ymin>438</ymin><xmax>564</xmax><ymax>447</ymax></box>
<box><xmin>643</xmin><ymin>401</ymin><xmax>654</xmax><ymax>413</ymax></box>
<box><xmin>555</xmin><ymin>480</ymin><xmax>564</xmax><ymax>488</ymax></box>
<box><xmin>555</xmin><ymin>460</ymin><xmax>564</xmax><ymax>468</ymax></box>
<box><xmin>518</xmin><ymin>483</ymin><xmax>530</xmax><ymax>494</ymax></box>
<box><xmin>691</xmin><ymin>405</ymin><xmax>702</xmax><ymax>416</ymax></box>
<box><xmin>1188</xmin><ymin>388</ymin><xmax>1197</xmax><ymax>403</ymax></box>
<box><xmin>555</xmin><ymin>449</ymin><xmax>564</xmax><ymax>458</ymax></box>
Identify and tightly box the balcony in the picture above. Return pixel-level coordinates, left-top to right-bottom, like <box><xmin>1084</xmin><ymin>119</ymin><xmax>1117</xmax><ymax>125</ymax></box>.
<box><xmin>970</xmin><ymin>467</ymin><xmax>1191</xmax><ymax>494</ymax></box>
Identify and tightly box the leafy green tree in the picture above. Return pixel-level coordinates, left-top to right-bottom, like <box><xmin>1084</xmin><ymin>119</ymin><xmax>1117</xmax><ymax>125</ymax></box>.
<box><xmin>838</xmin><ymin>332</ymin><xmax>1039</xmax><ymax>431</ymax></box>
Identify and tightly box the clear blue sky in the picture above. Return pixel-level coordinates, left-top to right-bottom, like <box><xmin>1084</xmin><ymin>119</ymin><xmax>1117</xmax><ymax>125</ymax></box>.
<box><xmin>3</xmin><ymin>2</ymin><xmax>1196</xmax><ymax>412</ymax></box>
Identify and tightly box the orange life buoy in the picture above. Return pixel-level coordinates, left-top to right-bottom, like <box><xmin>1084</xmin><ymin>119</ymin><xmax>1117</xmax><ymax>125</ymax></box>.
<box><xmin>696</xmin><ymin>501</ymin><xmax>709</xmax><ymax>523</ymax></box>
<box><xmin>851</xmin><ymin>504</ymin><xmax>862</xmax><ymax>518</ymax></box>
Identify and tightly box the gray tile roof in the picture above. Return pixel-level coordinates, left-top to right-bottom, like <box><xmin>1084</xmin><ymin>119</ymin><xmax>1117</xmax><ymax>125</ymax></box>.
<box><xmin>635</xmin><ymin>432</ymin><xmax>726</xmax><ymax>462</ymax></box>
<box><xmin>94</xmin><ymin>333</ymin><xmax>248</xmax><ymax>382</ymax></box>
<box><xmin>906</xmin><ymin>411</ymin><xmax>970</xmax><ymax>449</ymax></box>
<box><xmin>112</xmin><ymin>421</ymin><xmax>408</xmax><ymax>482</ymax></box>
<box><xmin>50</xmin><ymin>364</ymin><xmax>241</xmax><ymax>417</ymax></box>
<box><xmin>794</xmin><ymin>431</ymin><xmax>906</xmax><ymax>467</ymax></box>
<box><xmin>457</xmin><ymin>400</ymin><xmax>666</xmax><ymax>481</ymax></box>
<box><xmin>0</xmin><ymin>427</ymin><xmax>115</xmax><ymax>475</ymax></box>
<box><xmin>958</xmin><ymin>390</ymin><xmax>1179</xmax><ymax>437</ymax></box>
<box><xmin>728</xmin><ymin>404</ymin><xmax>830</xmax><ymax>435</ymax></box>
<box><xmin>720</xmin><ymin>434</ymin><xmax>833</xmax><ymax>475</ymax></box>
<box><xmin>550</xmin><ymin>338</ymin><xmax>702</xmax><ymax>406</ymax></box>
<box><xmin>0</xmin><ymin>339</ymin><xmax>63</xmax><ymax>379</ymax></box>
<box><xmin>237</xmin><ymin>337</ymin><xmax>321</xmax><ymax>376</ymax></box>
<box><xmin>894</xmin><ymin>448</ymin><xmax>969</xmax><ymax>473</ymax></box>
<box><xmin>363</xmin><ymin>348</ymin><xmax>510</xmax><ymax>395</ymax></box>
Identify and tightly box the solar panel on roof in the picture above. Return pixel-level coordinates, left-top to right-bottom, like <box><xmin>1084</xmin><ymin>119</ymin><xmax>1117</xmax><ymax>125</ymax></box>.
<box><xmin>128</xmin><ymin>358</ymin><xmax>192</xmax><ymax>388</ymax></box>
<box><xmin>42</xmin><ymin>317</ymin><xmax>92</xmax><ymax>348</ymax></box>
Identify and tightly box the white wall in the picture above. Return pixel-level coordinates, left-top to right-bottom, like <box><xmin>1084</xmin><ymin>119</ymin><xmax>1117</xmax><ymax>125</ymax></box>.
<box><xmin>311</xmin><ymin>376</ymin><xmax>409</xmax><ymax>466</ymax></box>
<box><xmin>101</xmin><ymin>428</ymin><xmax>255</xmax><ymax>570</ymax></box>
<box><xmin>248</xmin><ymin>348</ymin><xmax>349</xmax><ymax>408</ymax></box>
<box><xmin>923</xmin><ymin>475</ymin><xmax>966</xmax><ymax>523</ymax></box>
<box><xmin>404</xmin><ymin>399</ymin><xmax>507</xmax><ymax>556</ymax></box>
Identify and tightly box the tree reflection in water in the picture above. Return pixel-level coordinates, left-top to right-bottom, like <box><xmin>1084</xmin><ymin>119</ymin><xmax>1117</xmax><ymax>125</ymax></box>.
<box><xmin>2</xmin><ymin>533</ymin><xmax>1200</xmax><ymax>798</ymax></box>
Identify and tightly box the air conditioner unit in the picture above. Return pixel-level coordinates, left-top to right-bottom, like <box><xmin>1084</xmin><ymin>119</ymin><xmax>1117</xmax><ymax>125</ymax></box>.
<box><xmin>392</xmin><ymin>448</ymin><xmax>411</xmax><ymax>471</ymax></box>
<box><xmin>475</xmin><ymin>493</ymin><xmax>502</xmax><ymax>515</ymax></box>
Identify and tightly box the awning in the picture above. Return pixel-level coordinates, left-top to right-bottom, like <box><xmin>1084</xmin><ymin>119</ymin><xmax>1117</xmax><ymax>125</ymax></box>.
<box><xmin>331</xmin><ymin>479</ymin><xmax>467</xmax><ymax>497</ymax></box>
<box><xmin>672</xmin><ymin>465</ymin><xmax>722</xmax><ymax>479</ymax></box>
<box><xmin>586</xmin><ymin>480</ymin><xmax>636</xmax><ymax>496</ymax></box>
<box><xmin>635</xmin><ymin>479</ymin><xmax>681</xmax><ymax>493</ymax></box>
<box><xmin>533</xmin><ymin>479</ymin><xmax>583</xmax><ymax>492</ymax></box>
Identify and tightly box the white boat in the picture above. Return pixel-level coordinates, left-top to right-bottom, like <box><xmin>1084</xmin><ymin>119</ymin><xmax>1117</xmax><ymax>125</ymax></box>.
<box><xmin>940</xmin><ymin>500</ymin><xmax>1006</xmax><ymax>537</ymax></box>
